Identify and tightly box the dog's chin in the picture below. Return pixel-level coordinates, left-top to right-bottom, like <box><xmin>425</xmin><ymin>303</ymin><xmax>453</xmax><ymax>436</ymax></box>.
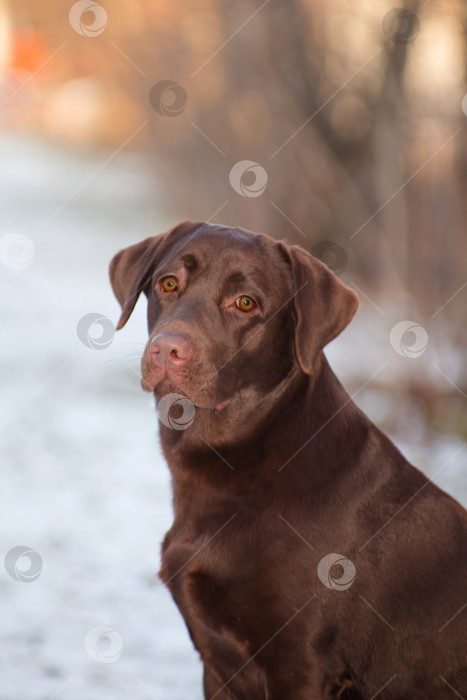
<box><xmin>142</xmin><ymin>372</ymin><xmax>233</xmax><ymax>413</ymax></box>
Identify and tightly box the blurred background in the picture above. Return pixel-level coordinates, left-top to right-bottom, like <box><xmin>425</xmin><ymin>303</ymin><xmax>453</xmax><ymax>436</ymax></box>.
<box><xmin>0</xmin><ymin>0</ymin><xmax>466</xmax><ymax>698</ymax></box>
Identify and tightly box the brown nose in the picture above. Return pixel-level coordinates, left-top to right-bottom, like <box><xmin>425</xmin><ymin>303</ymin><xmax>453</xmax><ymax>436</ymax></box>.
<box><xmin>151</xmin><ymin>332</ymin><xmax>193</xmax><ymax>368</ymax></box>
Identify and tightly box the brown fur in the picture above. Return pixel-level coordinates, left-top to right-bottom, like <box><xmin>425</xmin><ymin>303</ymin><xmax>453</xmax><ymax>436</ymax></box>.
<box><xmin>110</xmin><ymin>221</ymin><xmax>467</xmax><ymax>699</ymax></box>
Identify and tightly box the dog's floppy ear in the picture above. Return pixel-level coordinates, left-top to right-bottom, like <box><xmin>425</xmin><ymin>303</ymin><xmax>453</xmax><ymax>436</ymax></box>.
<box><xmin>109</xmin><ymin>221</ymin><xmax>204</xmax><ymax>330</ymax></box>
<box><xmin>281</xmin><ymin>244</ymin><xmax>359</xmax><ymax>374</ymax></box>
<box><xmin>109</xmin><ymin>235</ymin><xmax>166</xmax><ymax>330</ymax></box>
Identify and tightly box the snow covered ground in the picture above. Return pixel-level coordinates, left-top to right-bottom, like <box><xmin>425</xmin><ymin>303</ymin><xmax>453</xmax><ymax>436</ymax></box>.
<box><xmin>0</xmin><ymin>134</ymin><xmax>465</xmax><ymax>700</ymax></box>
<box><xmin>0</xmin><ymin>135</ymin><xmax>203</xmax><ymax>700</ymax></box>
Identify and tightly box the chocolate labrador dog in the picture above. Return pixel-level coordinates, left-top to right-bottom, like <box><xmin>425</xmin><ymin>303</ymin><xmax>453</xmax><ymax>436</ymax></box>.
<box><xmin>110</xmin><ymin>221</ymin><xmax>467</xmax><ymax>699</ymax></box>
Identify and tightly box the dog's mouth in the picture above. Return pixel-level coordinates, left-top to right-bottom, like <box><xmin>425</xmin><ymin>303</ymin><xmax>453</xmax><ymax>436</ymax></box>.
<box><xmin>206</xmin><ymin>396</ymin><xmax>232</xmax><ymax>412</ymax></box>
<box><xmin>148</xmin><ymin>374</ymin><xmax>234</xmax><ymax>413</ymax></box>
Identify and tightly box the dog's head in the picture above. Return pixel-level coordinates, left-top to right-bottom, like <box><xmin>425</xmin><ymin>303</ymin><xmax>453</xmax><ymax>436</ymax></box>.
<box><xmin>110</xmin><ymin>221</ymin><xmax>358</xmax><ymax>429</ymax></box>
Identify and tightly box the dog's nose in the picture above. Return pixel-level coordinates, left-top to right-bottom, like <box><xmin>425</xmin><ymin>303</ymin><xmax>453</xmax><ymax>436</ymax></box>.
<box><xmin>151</xmin><ymin>332</ymin><xmax>193</xmax><ymax>368</ymax></box>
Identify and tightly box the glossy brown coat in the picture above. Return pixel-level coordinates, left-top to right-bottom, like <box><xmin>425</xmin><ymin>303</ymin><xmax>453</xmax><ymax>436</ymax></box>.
<box><xmin>110</xmin><ymin>221</ymin><xmax>467</xmax><ymax>699</ymax></box>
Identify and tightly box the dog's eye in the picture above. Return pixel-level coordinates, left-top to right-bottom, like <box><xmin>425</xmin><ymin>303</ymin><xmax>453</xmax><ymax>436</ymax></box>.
<box><xmin>159</xmin><ymin>276</ymin><xmax>179</xmax><ymax>293</ymax></box>
<box><xmin>235</xmin><ymin>295</ymin><xmax>256</xmax><ymax>312</ymax></box>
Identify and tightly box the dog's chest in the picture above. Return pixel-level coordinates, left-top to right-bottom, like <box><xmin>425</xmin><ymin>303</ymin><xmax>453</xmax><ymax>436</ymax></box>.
<box><xmin>159</xmin><ymin>522</ymin><xmax>277</xmax><ymax>655</ymax></box>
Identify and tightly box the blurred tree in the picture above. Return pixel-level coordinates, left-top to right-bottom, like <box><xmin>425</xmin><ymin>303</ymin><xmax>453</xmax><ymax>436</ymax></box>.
<box><xmin>4</xmin><ymin>0</ymin><xmax>467</xmax><ymax>431</ymax></box>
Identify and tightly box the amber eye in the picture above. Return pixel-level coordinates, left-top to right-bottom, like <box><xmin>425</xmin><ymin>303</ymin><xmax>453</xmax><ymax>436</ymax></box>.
<box><xmin>235</xmin><ymin>295</ymin><xmax>256</xmax><ymax>312</ymax></box>
<box><xmin>159</xmin><ymin>276</ymin><xmax>179</xmax><ymax>292</ymax></box>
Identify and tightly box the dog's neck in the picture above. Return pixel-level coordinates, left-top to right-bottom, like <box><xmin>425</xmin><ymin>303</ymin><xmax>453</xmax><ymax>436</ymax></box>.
<box><xmin>160</xmin><ymin>353</ymin><xmax>370</xmax><ymax>482</ymax></box>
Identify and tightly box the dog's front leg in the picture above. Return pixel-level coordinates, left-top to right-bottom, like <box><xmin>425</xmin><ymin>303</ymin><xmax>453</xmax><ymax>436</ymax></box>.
<box><xmin>203</xmin><ymin>666</ymin><xmax>234</xmax><ymax>700</ymax></box>
<box><xmin>203</xmin><ymin>663</ymin><xmax>266</xmax><ymax>700</ymax></box>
